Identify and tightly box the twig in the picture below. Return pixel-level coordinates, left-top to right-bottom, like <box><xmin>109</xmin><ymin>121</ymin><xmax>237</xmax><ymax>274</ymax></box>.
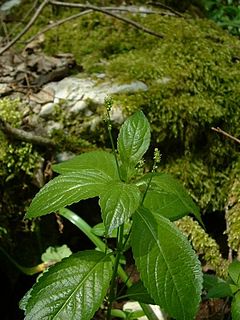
<box><xmin>26</xmin><ymin>5</ymin><xmax>170</xmax><ymax>45</ymax></box>
<box><xmin>211</xmin><ymin>127</ymin><xmax>240</xmax><ymax>144</ymax></box>
<box><xmin>0</xmin><ymin>118</ymin><xmax>55</xmax><ymax>147</ymax></box>
<box><xmin>147</xmin><ymin>1</ymin><xmax>184</xmax><ymax>18</ymax></box>
<box><xmin>98</xmin><ymin>6</ymin><xmax>173</xmax><ymax>16</ymax></box>
<box><xmin>8</xmin><ymin>0</ymin><xmax>40</xmax><ymax>37</ymax></box>
<box><xmin>26</xmin><ymin>10</ymin><xmax>92</xmax><ymax>45</ymax></box>
<box><xmin>0</xmin><ymin>15</ymin><xmax>10</xmax><ymax>43</ymax></box>
<box><xmin>0</xmin><ymin>0</ymin><xmax>49</xmax><ymax>56</ymax></box>
<box><xmin>49</xmin><ymin>0</ymin><xmax>164</xmax><ymax>39</ymax></box>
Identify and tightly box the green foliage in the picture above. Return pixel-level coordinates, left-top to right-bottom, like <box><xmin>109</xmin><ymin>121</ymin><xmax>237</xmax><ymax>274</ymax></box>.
<box><xmin>131</xmin><ymin>207</ymin><xmax>202</xmax><ymax>320</ymax></box>
<box><xmin>117</xmin><ymin>111</ymin><xmax>151</xmax><ymax>181</ymax></box>
<box><xmin>99</xmin><ymin>181</ymin><xmax>141</xmax><ymax>235</ymax></box>
<box><xmin>1</xmin><ymin>142</ymin><xmax>39</xmax><ymax>181</ymax></box>
<box><xmin>0</xmin><ymin>98</ymin><xmax>40</xmax><ymax>180</ymax></box>
<box><xmin>23</xmin><ymin>111</ymin><xmax>203</xmax><ymax>320</ymax></box>
<box><xmin>138</xmin><ymin>173</ymin><xmax>201</xmax><ymax>222</ymax></box>
<box><xmin>225</xmin><ymin>160</ymin><xmax>240</xmax><ymax>255</ymax></box>
<box><xmin>41</xmin><ymin>245</ymin><xmax>72</xmax><ymax>264</ymax></box>
<box><xmin>126</xmin><ymin>281</ymin><xmax>155</xmax><ymax>305</ymax></box>
<box><xmin>204</xmin><ymin>0</ymin><xmax>240</xmax><ymax>36</ymax></box>
<box><xmin>0</xmin><ymin>98</ymin><xmax>22</xmax><ymax>126</ymax></box>
<box><xmin>26</xmin><ymin>168</ymin><xmax>114</xmax><ymax>219</ymax></box>
<box><xmin>203</xmin><ymin>260</ymin><xmax>240</xmax><ymax>320</ymax></box>
<box><xmin>20</xmin><ymin>250</ymin><xmax>113</xmax><ymax>320</ymax></box>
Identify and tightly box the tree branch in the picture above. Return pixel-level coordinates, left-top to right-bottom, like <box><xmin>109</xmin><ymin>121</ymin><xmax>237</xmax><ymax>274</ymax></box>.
<box><xmin>147</xmin><ymin>1</ymin><xmax>184</xmax><ymax>18</ymax></box>
<box><xmin>0</xmin><ymin>118</ymin><xmax>55</xmax><ymax>147</ymax></box>
<box><xmin>211</xmin><ymin>127</ymin><xmax>240</xmax><ymax>145</ymax></box>
<box><xmin>8</xmin><ymin>0</ymin><xmax>40</xmax><ymax>38</ymax></box>
<box><xmin>26</xmin><ymin>5</ymin><xmax>169</xmax><ymax>45</ymax></box>
<box><xmin>49</xmin><ymin>0</ymin><xmax>164</xmax><ymax>39</ymax></box>
<box><xmin>26</xmin><ymin>10</ymin><xmax>92</xmax><ymax>45</ymax></box>
<box><xmin>0</xmin><ymin>0</ymin><xmax>49</xmax><ymax>56</ymax></box>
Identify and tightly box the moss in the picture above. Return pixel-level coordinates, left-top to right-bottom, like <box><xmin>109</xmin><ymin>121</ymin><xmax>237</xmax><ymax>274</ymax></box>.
<box><xmin>1</xmin><ymin>142</ymin><xmax>40</xmax><ymax>181</ymax></box>
<box><xmin>0</xmin><ymin>98</ymin><xmax>22</xmax><ymax>126</ymax></box>
<box><xmin>162</xmin><ymin>157</ymin><xmax>231</xmax><ymax>212</ymax></box>
<box><xmin>225</xmin><ymin>159</ymin><xmax>240</xmax><ymax>256</ymax></box>
<box><xmin>175</xmin><ymin>216</ymin><xmax>229</xmax><ymax>278</ymax></box>
<box><xmin>0</xmin><ymin>98</ymin><xmax>40</xmax><ymax>180</ymax></box>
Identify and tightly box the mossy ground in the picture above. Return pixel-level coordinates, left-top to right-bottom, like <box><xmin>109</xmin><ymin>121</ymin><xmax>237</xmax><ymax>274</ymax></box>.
<box><xmin>1</xmin><ymin>1</ymin><xmax>240</xmax><ymax>274</ymax></box>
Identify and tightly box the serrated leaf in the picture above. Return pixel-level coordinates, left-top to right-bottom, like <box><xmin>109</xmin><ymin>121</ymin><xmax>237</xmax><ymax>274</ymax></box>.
<box><xmin>126</xmin><ymin>281</ymin><xmax>155</xmax><ymax>305</ymax></box>
<box><xmin>99</xmin><ymin>181</ymin><xmax>141</xmax><ymax>235</ymax></box>
<box><xmin>22</xmin><ymin>250</ymin><xmax>112</xmax><ymax>320</ymax></box>
<box><xmin>117</xmin><ymin>111</ymin><xmax>150</xmax><ymax>180</ymax></box>
<box><xmin>232</xmin><ymin>291</ymin><xmax>240</xmax><ymax>320</ymax></box>
<box><xmin>131</xmin><ymin>206</ymin><xmax>202</xmax><ymax>320</ymax></box>
<box><xmin>53</xmin><ymin>151</ymin><xmax>119</xmax><ymax>180</ymax></box>
<box><xmin>139</xmin><ymin>173</ymin><xmax>202</xmax><ymax>223</ymax></box>
<box><xmin>26</xmin><ymin>169</ymin><xmax>111</xmax><ymax>219</ymax></box>
<box><xmin>229</xmin><ymin>260</ymin><xmax>240</xmax><ymax>285</ymax></box>
<box><xmin>41</xmin><ymin>245</ymin><xmax>72</xmax><ymax>264</ymax></box>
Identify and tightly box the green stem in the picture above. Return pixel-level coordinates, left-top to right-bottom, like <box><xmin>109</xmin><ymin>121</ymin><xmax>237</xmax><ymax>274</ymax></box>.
<box><xmin>59</xmin><ymin>208</ymin><xmax>160</xmax><ymax>320</ymax></box>
<box><xmin>106</xmin><ymin>113</ymin><xmax>122</xmax><ymax>180</ymax></box>
<box><xmin>141</xmin><ymin>173</ymin><xmax>153</xmax><ymax>205</ymax></box>
<box><xmin>107</xmin><ymin>224</ymin><xmax>125</xmax><ymax>320</ymax></box>
<box><xmin>59</xmin><ymin>208</ymin><xmax>128</xmax><ymax>283</ymax></box>
<box><xmin>0</xmin><ymin>247</ymin><xmax>45</xmax><ymax>275</ymax></box>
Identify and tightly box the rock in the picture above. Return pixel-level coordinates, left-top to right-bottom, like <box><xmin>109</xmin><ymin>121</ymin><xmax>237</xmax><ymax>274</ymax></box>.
<box><xmin>46</xmin><ymin>121</ymin><xmax>63</xmax><ymax>134</ymax></box>
<box><xmin>0</xmin><ymin>0</ymin><xmax>21</xmax><ymax>12</ymax></box>
<box><xmin>44</xmin><ymin>76</ymin><xmax>148</xmax><ymax>109</ymax></box>
<box><xmin>55</xmin><ymin>152</ymin><xmax>76</xmax><ymax>163</ymax></box>
<box><xmin>29</xmin><ymin>87</ymin><xmax>54</xmax><ymax>105</ymax></box>
<box><xmin>39</xmin><ymin>103</ymin><xmax>56</xmax><ymax>118</ymax></box>
<box><xmin>103</xmin><ymin>80</ymin><xmax>148</xmax><ymax>95</ymax></box>
<box><xmin>69</xmin><ymin>100</ymin><xmax>88</xmax><ymax>114</ymax></box>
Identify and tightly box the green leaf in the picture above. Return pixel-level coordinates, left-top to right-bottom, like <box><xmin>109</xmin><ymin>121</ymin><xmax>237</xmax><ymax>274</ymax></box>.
<box><xmin>232</xmin><ymin>291</ymin><xmax>240</xmax><ymax>320</ymax></box>
<box><xmin>21</xmin><ymin>250</ymin><xmax>113</xmax><ymax>320</ymax></box>
<box><xmin>26</xmin><ymin>169</ymin><xmax>111</xmax><ymax>219</ymax></box>
<box><xmin>126</xmin><ymin>281</ymin><xmax>156</xmax><ymax>305</ymax></box>
<box><xmin>117</xmin><ymin>111</ymin><xmax>150</xmax><ymax>180</ymax></box>
<box><xmin>92</xmin><ymin>221</ymin><xmax>131</xmax><ymax>238</ymax></box>
<box><xmin>229</xmin><ymin>260</ymin><xmax>240</xmax><ymax>285</ymax></box>
<box><xmin>99</xmin><ymin>181</ymin><xmax>141</xmax><ymax>235</ymax></box>
<box><xmin>207</xmin><ymin>282</ymin><xmax>233</xmax><ymax>298</ymax></box>
<box><xmin>53</xmin><ymin>150</ymin><xmax>119</xmax><ymax>180</ymax></box>
<box><xmin>203</xmin><ymin>274</ymin><xmax>233</xmax><ymax>298</ymax></box>
<box><xmin>41</xmin><ymin>245</ymin><xmax>72</xmax><ymax>264</ymax></box>
<box><xmin>139</xmin><ymin>173</ymin><xmax>202</xmax><ymax>223</ymax></box>
<box><xmin>131</xmin><ymin>206</ymin><xmax>202</xmax><ymax>320</ymax></box>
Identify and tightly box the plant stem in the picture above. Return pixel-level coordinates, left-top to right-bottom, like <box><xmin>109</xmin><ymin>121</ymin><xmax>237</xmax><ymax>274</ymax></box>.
<box><xmin>105</xmin><ymin>98</ymin><xmax>122</xmax><ymax>180</ymax></box>
<box><xmin>141</xmin><ymin>173</ymin><xmax>154</xmax><ymax>205</ymax></box>
<box><xmin>58</xmin><ymin>208</ymin><xmax>128</xmax><ymax>283</ymax></box>
<box><xmin>0</xmin><ymin>247</ymin><xmax>45</xmax><ymax>275</ymax></box>
<box><xmin>106</xmin><ymin>224</ymin><xmax>125</xmax><ymax>319</ymax></box>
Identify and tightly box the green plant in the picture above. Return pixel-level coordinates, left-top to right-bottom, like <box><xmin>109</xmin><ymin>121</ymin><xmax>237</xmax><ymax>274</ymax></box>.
<box><xmin>203</xmin><ymin>260</ymin><xmax>240</xmax><ymax>319</ymax></box>
<box><xmin>204</xmin><ymin>0</ymin><xmax>240</xmax><ymax>36</ymax></box>
<box><xmin>20</xmin><ymin>102</ymin><xmax>204</xmax><ymax>319</ymax></box>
